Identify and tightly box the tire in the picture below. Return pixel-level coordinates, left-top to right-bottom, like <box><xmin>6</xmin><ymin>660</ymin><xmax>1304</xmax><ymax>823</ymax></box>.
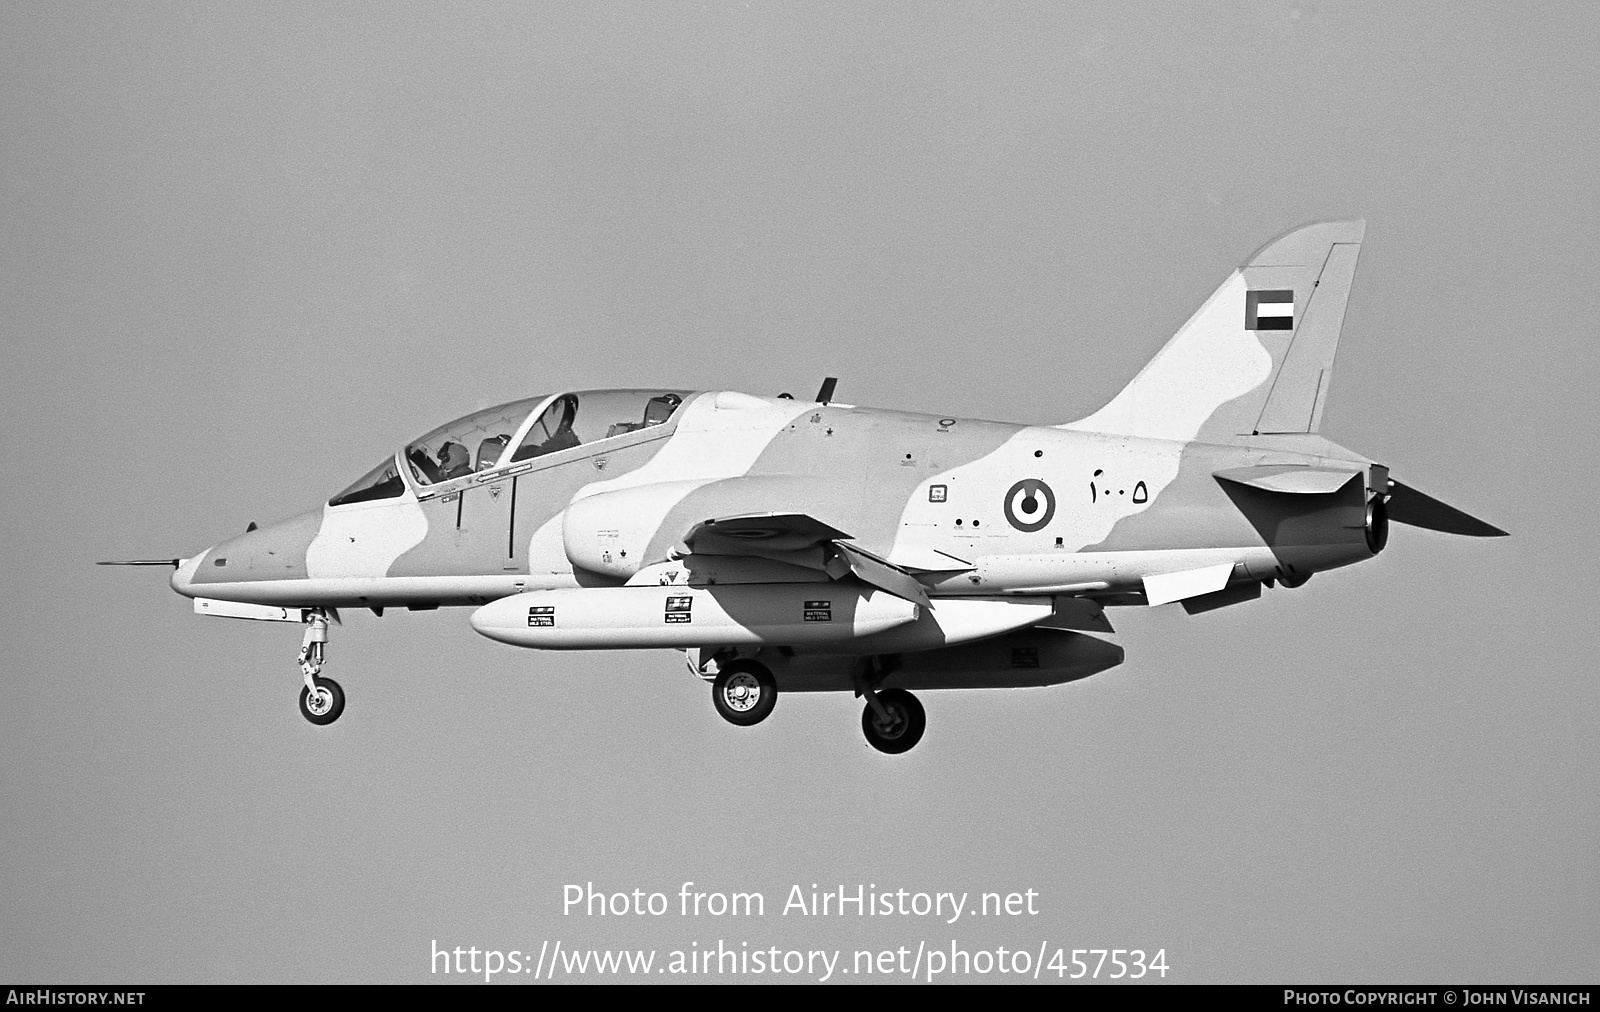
<box><xmin>299</xmin><ymin>676</ymin><xmax>345</xmax><ymax>726</ymax></box>
<box><xmin>711</xmin><ymin>661</ymin><xmax>777</xmax><ymax>727</ymax></box>
<box><xmin>861</xmin><ymin>688</ymin><xmax>926</xmax><ymax>754</ymax></box>
<box><xmin>1365</xmin><ymin>495</ymin><xmax>1389</xmax><ymax>554</ymax></box>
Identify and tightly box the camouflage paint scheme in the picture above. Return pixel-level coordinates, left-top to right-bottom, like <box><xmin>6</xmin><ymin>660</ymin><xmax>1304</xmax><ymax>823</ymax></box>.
<box><xmin>168</xmin><ymin>221</ymin><xmax>1501</xmax><ymax>701</ymax></box>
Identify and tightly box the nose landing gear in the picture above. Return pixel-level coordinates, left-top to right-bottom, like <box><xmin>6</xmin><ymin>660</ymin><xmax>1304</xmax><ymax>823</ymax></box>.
<box><xmin>296</xmin><ymin>608</ymin><xmax>345</xmax><ymax>725</ymax></box>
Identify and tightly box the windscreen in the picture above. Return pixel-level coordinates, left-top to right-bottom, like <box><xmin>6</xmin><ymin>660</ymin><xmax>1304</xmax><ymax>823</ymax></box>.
<box><xmin>329</xmin><ymin>458</ymin><xmax>405</xmax><ymax>506</ymax></box>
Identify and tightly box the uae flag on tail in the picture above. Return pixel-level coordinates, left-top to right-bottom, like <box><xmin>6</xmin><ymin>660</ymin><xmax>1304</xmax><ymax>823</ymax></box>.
<box><xmin>1246</xmin><ymin>289</ymin><xmax>1294</xmax><ymax>330</ymax></box>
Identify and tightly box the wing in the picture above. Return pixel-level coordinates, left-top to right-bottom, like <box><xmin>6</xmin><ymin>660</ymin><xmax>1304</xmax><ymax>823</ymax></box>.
<box><xmin>680</xmin><ymin>512</ymin><xmax>931</xmax><ymax>607</ymax></box>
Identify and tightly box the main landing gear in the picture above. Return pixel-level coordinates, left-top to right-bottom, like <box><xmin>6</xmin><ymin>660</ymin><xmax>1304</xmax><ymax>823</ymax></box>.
<box><xmin>696</xmin><ymin>650</ymin><xmax>928</xmax><ymax>753</ymax></box>
<box><xmin>711</xmin><ymin>659</ymin><xmax>778</xmax><ymax>727</ymax></box>
<box><xmin>852</xmin><ymin>656</ymin><xmax>926</xmax><ymax>754</ymax></box>
<box><xmin>296</xmin><ymin>608</ymin><xmax>344</xmax><ymax>726</ymax></box>
<box><xmin>859</xmin><ymin>687</ymin><xmax>926</xmax><ymax>755</ymax></box>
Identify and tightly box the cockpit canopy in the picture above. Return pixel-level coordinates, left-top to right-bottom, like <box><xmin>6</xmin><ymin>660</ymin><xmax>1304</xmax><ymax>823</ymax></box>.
<box><xmin>329</xmin><ymin>389</ymin><xmax>689</xmax><ymax>507</ymax></box>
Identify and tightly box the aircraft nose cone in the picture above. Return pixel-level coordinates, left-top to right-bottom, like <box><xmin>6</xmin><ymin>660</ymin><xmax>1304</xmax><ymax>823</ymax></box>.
<box><xmin>169</xmin><ymin>555</ymin><xmax>204</xmax><ymax>599</ymax></box>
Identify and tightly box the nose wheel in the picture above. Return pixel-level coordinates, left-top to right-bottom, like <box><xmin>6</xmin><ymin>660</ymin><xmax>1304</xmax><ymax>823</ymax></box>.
<box><xmin>711</xmin><ymin>660</ymin><xmax>777</xmax><ymax>726</ymax></box>
<box><xmin>861</xmin><ymin>688</ymin><xmax>925</xmax><ymax>754</ymax></box>
<box><xmin>299</xmin><ymin>676</ymin><xmax>345</xmax><ymax>725</ymax></box>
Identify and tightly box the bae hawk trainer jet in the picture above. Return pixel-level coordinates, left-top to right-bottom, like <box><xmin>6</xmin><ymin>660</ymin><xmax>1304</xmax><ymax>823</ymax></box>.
<box><xmin>105</xmin><ymin>220</ymin><xmax>1504</xmax><ymax>753</ymax></box>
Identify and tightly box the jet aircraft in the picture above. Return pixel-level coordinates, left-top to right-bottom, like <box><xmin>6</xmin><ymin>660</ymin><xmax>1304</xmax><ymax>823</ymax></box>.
<box><xmin>105</xmin><ymin>220</ymin><xmax>1504</xmax><ymax>753</ymax></box>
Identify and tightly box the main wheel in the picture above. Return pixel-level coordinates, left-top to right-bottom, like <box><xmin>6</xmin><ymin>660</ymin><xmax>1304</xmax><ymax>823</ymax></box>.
<box><xmin>861</xmin><ymin>688</ymin><xmax>925</xmax><ymax>754</ymax></box>
<box><xmin>711</xmin><ymin>661</ymin><xmax>777</xmax><ymax>727</ymax></box>
<box><xmin>1365</xmin><ymin>495</ymin><xmax>1389</xmax><ymax>554</ymax></box>
<box><xmin>299</xmin><ymin>676</ymin><xmax>345</xmax><ymax>726</ymax></box>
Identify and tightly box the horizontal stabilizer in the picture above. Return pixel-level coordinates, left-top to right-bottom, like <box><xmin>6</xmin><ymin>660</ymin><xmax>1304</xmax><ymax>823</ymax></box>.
<box><xmin>1143</xmin><ymin>563</ymin><xmax>1235</xmax><ymax>606</ymax></box>
<box><xmin>1214</xmin><ymin>465</ymin><xmax>1361</xmax><ymax>494</ymax></box>
<box><xmin>1387</xmin><ymin>480</ymin><xmax>1507</xmax><ymax>537</ymax></box>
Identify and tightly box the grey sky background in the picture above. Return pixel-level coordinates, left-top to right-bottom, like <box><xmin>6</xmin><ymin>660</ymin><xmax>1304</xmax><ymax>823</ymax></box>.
<box><xmin>3</xmin><ymin>3</ymin><xmax>1596</xmax><ymax>983</ymax></box>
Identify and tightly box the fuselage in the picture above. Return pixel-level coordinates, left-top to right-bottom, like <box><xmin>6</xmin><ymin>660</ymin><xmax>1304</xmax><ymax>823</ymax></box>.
<box><xmin>170</xmin><ymin>388</ymin><xmax>1379</xmax><ymax>611</ymax></box>
<box><xmin>133</xmin><ymin>221</ymin><xmax>1503</xmax><ymax>745</ymax></box>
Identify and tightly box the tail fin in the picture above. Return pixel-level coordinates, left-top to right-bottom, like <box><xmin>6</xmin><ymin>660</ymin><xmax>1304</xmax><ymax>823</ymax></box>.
<box><xmin>1063</xmin><ymin>220</ymin><xmax>1365</xmax><ymax>442</ymax></box>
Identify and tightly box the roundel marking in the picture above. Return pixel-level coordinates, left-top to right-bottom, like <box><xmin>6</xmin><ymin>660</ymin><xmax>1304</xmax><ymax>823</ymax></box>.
<box><xmin>1003</xmin><ymin>478</ymin><xmax>1056</xmax><ymax>533</ymax></box>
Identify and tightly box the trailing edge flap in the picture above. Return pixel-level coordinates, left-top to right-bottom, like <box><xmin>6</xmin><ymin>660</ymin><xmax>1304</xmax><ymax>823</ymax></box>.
<box><xmin>1143</xmin><ymin>563</ymin><xmax>1236</xmax><ymax>607</ymax></box>
<box><xmin>680</xmin><ymin>512</ymin><xmax>931</xmax><ymax>606</ymax></box>
<box><xmin>1213</xmin><ymin>465</ymin><xmax>1361</xmax><ymax>494</ymax></box>
<box><xmin>835</xmin><ymin>542</ymin><xmax>932</xmax><ymax>608</ymax></box>
<box><xmin>884</xmin><ymin>545</ymin><xmax>976</xmax><ymax>573</ymax></box>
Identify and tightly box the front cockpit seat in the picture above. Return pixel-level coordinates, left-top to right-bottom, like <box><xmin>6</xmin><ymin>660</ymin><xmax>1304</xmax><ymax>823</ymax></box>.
<box><xmin>476</xmin><ymin>434</ymin><xmax>509</xmax><ymax>471</ymax></box>
<box><xmin>407</xmin><ymin>447</ymin><xmax>443</xmax><ymax>484</ymax></box>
